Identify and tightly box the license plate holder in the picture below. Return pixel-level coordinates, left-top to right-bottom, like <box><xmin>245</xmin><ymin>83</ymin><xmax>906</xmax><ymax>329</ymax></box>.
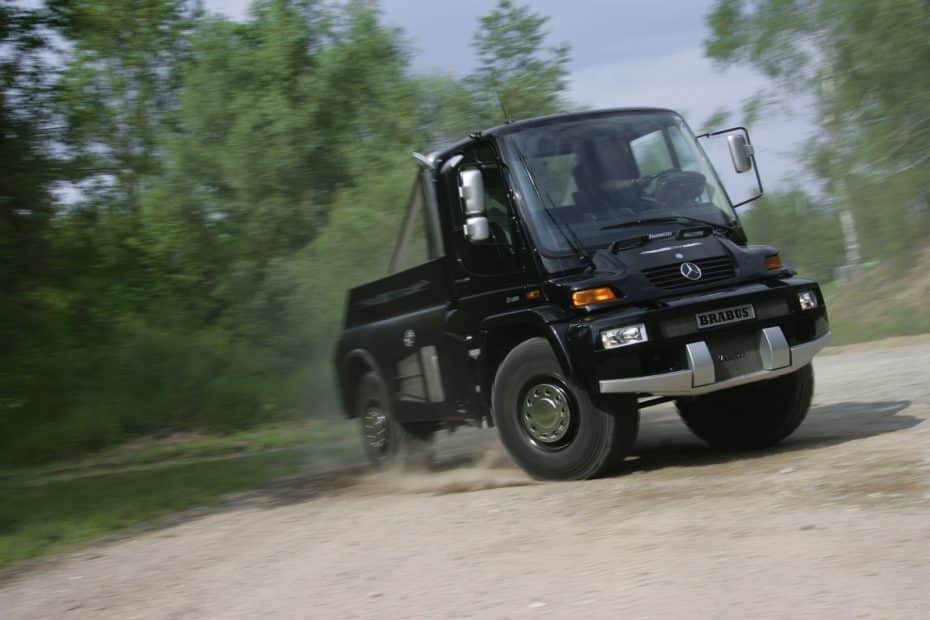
<box><xmin>695</xmin><ymin>304</ymin><xmax>755</xmax><ymax>329</ymax></box>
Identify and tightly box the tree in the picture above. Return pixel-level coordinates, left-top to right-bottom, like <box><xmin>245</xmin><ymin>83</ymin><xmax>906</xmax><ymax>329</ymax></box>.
<box><xmin>470</xmin><ymin>0</ymin><xmax>571</xmax><ymax>124</ymax></box>
<box><xmin>143</xmin><ymin>1</ymin><xmax>421</xmax><ymax>354</ymax></box>
<box><xmin>1</xmin><ymin>0</ymin><xmax>582</xmax><ymax>465</ymax></box>
<box><xmin>1</xmin><ymin>2</ymin><xmax>55</xmax><ymax>291</ymax></box>
<box><xmin>48</xmin><ymin>0</ymin><xmax>198</xmax><ymax>204</ymax></box>
<box><xmin>704</xmin><ymin>0</ymin><xmax>930</xmax><ymax>261</ymax></box>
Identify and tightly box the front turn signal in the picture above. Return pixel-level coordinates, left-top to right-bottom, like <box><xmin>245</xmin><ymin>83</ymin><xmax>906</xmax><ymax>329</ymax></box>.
<box><xmin>571</xmin><ymin>287</ymin><xmax>617</xmax><ymax>307</ymax></box>
<box><xmin>765</xmin><ymin>254</ymin><xmax>783</xmax><ymax>270</ymax></box>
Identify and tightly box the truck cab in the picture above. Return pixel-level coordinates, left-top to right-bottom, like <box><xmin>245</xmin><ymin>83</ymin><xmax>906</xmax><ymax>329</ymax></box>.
<box><xmin>334</xmin><ymin>108</ymin><xmax>830</xmax><ymax>481</ymax></box>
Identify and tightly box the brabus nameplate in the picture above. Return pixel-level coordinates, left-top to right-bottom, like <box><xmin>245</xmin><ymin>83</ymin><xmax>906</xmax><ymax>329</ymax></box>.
<box><xmin>695</xmin><ymin>304</ymin><xmax>755</xmax><ymax>329</ymax></box>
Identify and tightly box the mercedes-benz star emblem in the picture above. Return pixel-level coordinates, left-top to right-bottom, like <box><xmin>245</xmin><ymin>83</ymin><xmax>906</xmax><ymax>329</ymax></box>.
<box><xmin>680</xmin><ymin>262</ymin><xmax>703</xmax><ymax>281</ymax></box>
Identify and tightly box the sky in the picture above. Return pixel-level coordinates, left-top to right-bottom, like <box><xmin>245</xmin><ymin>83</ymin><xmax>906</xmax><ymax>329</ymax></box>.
<box><xmin>203</xmin><ymin>0</ymin><xmax>815</xmax><ymax>188</ymax></box>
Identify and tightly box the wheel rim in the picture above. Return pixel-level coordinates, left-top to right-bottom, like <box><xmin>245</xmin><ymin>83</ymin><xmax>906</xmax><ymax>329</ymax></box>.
<box><xmin>521</xmin><ymin>382</ymin><xmax>572</xmax><ymax>444</ymax></box>
<box><xmin>362</xmin><ymin>403</ymin><xmax>391</xmax><ymax>457</ymax></box>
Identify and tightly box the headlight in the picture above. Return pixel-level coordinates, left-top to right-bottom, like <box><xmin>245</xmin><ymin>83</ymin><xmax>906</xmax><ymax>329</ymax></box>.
<box><xmin>798</xmin><ymin>290</ymin><xmax>818</xmax><ymax>310</ymax></box>
<box><xmin>601</xmin><ymin>323</ymin><xmax>648</xmax><ymax>349</ymax></box>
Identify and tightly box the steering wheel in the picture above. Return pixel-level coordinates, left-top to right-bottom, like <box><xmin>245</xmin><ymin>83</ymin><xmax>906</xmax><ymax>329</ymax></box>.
<box><xmin>640</xmin><ymin>170</ymin><xmax>707</xmax><ymax>209</ymax></box>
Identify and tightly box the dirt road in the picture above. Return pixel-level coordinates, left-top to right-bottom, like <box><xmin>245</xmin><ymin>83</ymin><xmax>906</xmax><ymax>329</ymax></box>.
<box><xmin>4</xmin><ymin>341</ymin><xmax>930</xmax><ymax>619</ymax></box>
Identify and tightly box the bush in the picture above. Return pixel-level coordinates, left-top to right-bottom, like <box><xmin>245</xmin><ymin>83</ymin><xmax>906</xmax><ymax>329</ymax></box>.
<box><xmin>0</xmin><ymin>326</ymin><xmax>301</xmax><ymax>468</ymax></box>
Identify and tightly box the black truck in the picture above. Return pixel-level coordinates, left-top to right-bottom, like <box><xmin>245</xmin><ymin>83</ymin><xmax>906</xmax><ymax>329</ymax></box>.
<box><xmin>334</xmin><ymin>108</ymin><xmax>830</xmax><ymax>481</ymax></box>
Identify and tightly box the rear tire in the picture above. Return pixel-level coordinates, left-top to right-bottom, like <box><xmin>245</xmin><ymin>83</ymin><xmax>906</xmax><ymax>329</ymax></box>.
<box><xmin>492</xmin><ymin>338</ymin><xmax>639</xmax><ymax>481</ymax></box>
<box><xmin>676</xmin><ymin>364</ymin><xmax>814</xmax><ymax>450</ymax></box>
<box><xmin>356</xmin><ymin>371</ymin><xmax>435</xmax><ymax>469</ymax></box>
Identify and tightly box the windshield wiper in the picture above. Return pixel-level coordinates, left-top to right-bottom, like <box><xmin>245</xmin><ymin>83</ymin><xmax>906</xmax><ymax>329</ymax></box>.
<box><xmin>512</xmin><ymin>146</ymin><xmax>595</xmax><ymax>270</ymax></box>
<box><xmin>600</xmin><ymin>215</ymin><xmax>737</xmax><ymax>234</ymax></box>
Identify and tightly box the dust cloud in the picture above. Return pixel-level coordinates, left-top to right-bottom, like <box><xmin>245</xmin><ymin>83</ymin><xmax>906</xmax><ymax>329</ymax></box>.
<box><xmin>355</xmin><ymin>430</ymin><xmax>538</xmax><ymax>496</ymax></box>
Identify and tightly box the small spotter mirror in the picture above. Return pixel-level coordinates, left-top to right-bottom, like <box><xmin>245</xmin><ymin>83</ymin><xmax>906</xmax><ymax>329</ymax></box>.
<box><xmin>728</xmin><ymin>134</ymin><xmax>754</xmax><ymax>173</ymax></box>
<box><xmin>464</xmin><ymin>216</ymin><xmax>490</xmax><ymax>242</ymax></box>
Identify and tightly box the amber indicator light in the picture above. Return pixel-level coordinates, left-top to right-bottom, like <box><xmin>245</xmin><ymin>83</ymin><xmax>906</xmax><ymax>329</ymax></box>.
<box><xmin>571</xmin><ymin>287</ymin><xmax>616</xmax><ymax>307</ymax></box>
<box><xmin>765</xmin><ymin>254</ymin><xmax>783</xmax><ymax>270</ymax></box>
<box><xmin>525</xmin><ymin>289</ymin><xmax>542</xmax><ymax>301</ymax></box>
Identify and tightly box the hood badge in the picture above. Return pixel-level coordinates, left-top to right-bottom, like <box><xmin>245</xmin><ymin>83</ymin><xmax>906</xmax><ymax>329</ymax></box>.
<box><xmin>680</xmin><ymin>262</ymin><xmax>703</xmax><ymax>281</ymax></box>
<box><xmin>641</xmin><ymin>241</ymin><xmax>702</xmax><ymax>255</ymax></box>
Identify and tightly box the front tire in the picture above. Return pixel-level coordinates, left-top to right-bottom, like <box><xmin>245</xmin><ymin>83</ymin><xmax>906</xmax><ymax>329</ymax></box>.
<box><xmin>676</xmin><ymin>364</ymin><xmax>814</xmax><ymax>450</ymax></box>
<box><xmin>492</xmin><ymin>338</ymin><xmax>639</xmax><ymax>481</ymax></box>
<box><xmin>356</xmin><ymin>371</ymin><xmax>435</xmax><ymax>469</ymax></box>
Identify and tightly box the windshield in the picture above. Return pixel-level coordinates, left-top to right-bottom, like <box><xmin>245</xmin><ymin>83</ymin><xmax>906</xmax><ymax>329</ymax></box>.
<box><xmin>500</xmin><ymin>111</ymin><xmax>738</xmax><ymax>255</ymax></box>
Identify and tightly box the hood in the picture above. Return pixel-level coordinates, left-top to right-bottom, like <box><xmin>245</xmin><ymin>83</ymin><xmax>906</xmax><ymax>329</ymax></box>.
<box><xmin>546</xmin><ymin>232</ymin><xmax>788</xmax><ymax>310</ymax></box>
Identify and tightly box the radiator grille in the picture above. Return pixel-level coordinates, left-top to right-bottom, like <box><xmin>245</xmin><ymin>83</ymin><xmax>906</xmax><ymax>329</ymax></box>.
<box><xmin>642</xmin><ymin>255</ymin><xmax>736</xmax><ymax>290</ymax></box>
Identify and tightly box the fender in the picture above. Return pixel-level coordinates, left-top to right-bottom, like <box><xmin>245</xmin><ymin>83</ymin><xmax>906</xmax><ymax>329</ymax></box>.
<box><xmin>337</xmin><ymin>347</ymin><xmax>384</xmax><ymax>418</ymax></box>
<box><xmin>477</xmin><ymin>304</ymin><xmax>576</xmax><ymax>393</ymax></box>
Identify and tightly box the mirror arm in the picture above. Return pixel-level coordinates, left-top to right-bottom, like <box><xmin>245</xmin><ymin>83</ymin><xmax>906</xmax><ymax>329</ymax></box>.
<box><xmin>698</xmin><ymin>126</ymin><xmax>765</xmax><ymax>208</ymax></box>
<box><xmin>412</xmin><ymin>151</ymin><xmax>438</xmax><ymax>170</ymax></box>
<box><xmin>695</xmin><ymin>125</ymin><xmax>750</xmax><ymax>140</ymax></box>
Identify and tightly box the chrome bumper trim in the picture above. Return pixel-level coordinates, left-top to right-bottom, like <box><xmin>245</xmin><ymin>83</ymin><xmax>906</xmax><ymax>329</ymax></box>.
<box><xmin>599</xmin><ymin>329</ymin><xmax>831</xmax><ymax>397</ymax></box>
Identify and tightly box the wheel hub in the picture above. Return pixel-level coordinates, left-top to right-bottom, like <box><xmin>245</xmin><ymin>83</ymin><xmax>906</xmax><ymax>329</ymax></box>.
<box><xmin>521</xmin><ymin>382</ymin><xmax>572</xmax><ymax>444</ymax></box>
<box><xmin>362</xmin><ymin>405</ymin><xmax>389</xmax><ymax>453</ymax></box>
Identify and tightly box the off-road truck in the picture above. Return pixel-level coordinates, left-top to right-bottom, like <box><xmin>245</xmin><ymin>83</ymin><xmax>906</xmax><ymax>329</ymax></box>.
<box><xmin>333</xmin><ymin>108</ymin><xmax>830</xmax><ymax>481</ymax></box>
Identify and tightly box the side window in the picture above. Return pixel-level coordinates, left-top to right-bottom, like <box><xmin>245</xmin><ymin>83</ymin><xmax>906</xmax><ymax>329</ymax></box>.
<box><xmin>630</xmin><ymin>129</ymin><xmax>674</xmax><ymax>176</ymax></box>
<box><xmin>389</xmin><ymin>172</ymin><xmax>442</xmax><ymax>273</ymax></box>
<box><xmin>668</xmin><ymin>127</ymin><xmax>702</xmax><ymax>173</ymax></box>
<box><xmin>479</xmin><ymin>163</ymin><xmax>518</xmax><ymax>248</ymax></box>
<box><xmin>532</xmin><ymin>153</ymin><xmax>577</xmax><ymax>207</ymax></box>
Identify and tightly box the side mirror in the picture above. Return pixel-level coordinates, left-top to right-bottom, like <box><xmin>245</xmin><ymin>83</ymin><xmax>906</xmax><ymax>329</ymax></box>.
<box><xmin>697</xmin><ymin>126</ymin><xmax>763</xmax><ymax>207</ymax></box>
<box><xmin>459</xmin><ymin>168</ymin><xmax>490</xmax><ymax>242</ymax></box>
<box><xmin>728</xmin><ymin>133</ymin><xmax>754</xmax><ymax>173</ymax></box>
<box><xmin>459</xmin><ymin>169</ymin><xmax>485</xmax><ymax>215</ymax></box>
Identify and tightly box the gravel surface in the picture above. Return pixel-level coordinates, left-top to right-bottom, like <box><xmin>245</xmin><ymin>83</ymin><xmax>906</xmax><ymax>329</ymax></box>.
<box><xmin>3</xmin><ymin>341</ymin><xmax>930</xmax><ymax>619</ymax></box>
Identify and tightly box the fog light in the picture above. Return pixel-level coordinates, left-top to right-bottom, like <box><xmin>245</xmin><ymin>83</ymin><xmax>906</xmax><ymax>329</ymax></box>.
<box><xmin>798</xmin><ymin>290</ymin><xmax>818</xmax><ymax>310</ymax></box>
<box><xmin>601</xmin><ymin>323</ymin><xmax>648</xmax><ymax>349</ymax></box>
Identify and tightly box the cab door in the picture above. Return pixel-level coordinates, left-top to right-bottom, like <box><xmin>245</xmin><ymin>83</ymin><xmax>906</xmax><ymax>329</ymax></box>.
<box><xmin>439</xmin><ymin>141</ymin><xmax>536</xmax><ymax>410</ymax></box>
<box><xmin>382</xmin><ymin>168</ymin><xmax>452</xmax><ymax>423</ymax></box>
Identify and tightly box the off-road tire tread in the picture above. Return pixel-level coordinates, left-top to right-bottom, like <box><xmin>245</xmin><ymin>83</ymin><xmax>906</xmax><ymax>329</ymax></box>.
<box><xmin>492</xmin><ymin>338</ymin><xmax>639</xmax><ymax>481</ymax></box>
<box><xmin>357</xmin><ymin>371</ymin><xmax>435</xmax><ymax>469</ymax></box>
<box><xmin>676</xmin><ymin>364</ymin><xmax>814</xmax><ymax>450</ymax></box>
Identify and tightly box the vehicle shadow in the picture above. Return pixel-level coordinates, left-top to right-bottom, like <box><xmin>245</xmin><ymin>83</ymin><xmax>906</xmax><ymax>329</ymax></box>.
<box><xmin>254</xmin><ymin>400</ymin><xmax>921</xmax><ymax>504</ymax></box>
<box><xmin>626</xmin><ymin>399</ymin><xmax>920</xmax><ymax>473</ymax></box>
<box><xmin>128</xmin><ymin>400</ymin><xmax>922</xmax><ymax>517</ymax></box>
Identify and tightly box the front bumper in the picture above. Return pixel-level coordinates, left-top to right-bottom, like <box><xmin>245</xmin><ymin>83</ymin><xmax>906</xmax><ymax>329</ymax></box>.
<box><xmin>599</xmin><ymin>327</ymin><xmax>831</xmax><ymax>396</ymax></box>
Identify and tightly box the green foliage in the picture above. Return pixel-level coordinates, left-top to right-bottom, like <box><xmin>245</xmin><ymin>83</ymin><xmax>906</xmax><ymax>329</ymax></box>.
<box><xmin>1</xmin><ymin>2</ymin><xmax>62</xmax><ymax>460</ymax></box>
<box><xmin>51</xmin><ymin>0</ymin><xmax>196</xmax><ymax>195</ymax></box>
<box><xmin>0</xmin><ymin>0</ymin><xmax>573</xmax><ymax>467</ymax></box>
<box><xmin>471</xmin><ymin>0</ymin><xmax>571</xmax><ymax>124</ymax></box>
<box><xmin>740</xmin><ymin>190</ymin><xmax>845</xmax><ymax>282</ymax></box>
<box><xmin>699</xmin><ymin>107</ymin><xmax>732</xmax><ymax>133</ymax></box>
<box><xmin>822</xmin><ymin>248</ymin><xmax>930</xmax><ymax>345</ymax></box>
<box><xmin>704</xmin><ymin>0</ymin><xmax>930</xmax><ymax>263</ymax></box>
<box><xmin>827</xmin><ymin>308</ymin><xmax>930</xmax><ymax>347</ymax></box>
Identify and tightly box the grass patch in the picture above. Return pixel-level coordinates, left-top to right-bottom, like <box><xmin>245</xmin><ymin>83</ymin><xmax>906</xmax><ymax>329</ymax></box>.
<box><xmin>0</xmin><ymin>418</ymin><xmax>363</xmax><ymax>570</ymax></box>
<box><xmin>824</xmin><ymin>246</ymin><xmax>930</xmax><ymax>346</ymax></box>
<box><xmin>95</xmin><ymin>420</ymin><xmax>357</xmax><ymax>468</ymax></box>
<box><xmin>828</xmin><ymin>306</ymin><xmax>930</xmax><ymax>346</ymax></box>
<box><xmin>0</xmin><ymin>450</ymin><xmax>308</xmax><ymax>569</ymax></box>
<box><xmin>4</xmin><ymin>419</ymin><xmax>359</xmax><ymax>481</ymax></box>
